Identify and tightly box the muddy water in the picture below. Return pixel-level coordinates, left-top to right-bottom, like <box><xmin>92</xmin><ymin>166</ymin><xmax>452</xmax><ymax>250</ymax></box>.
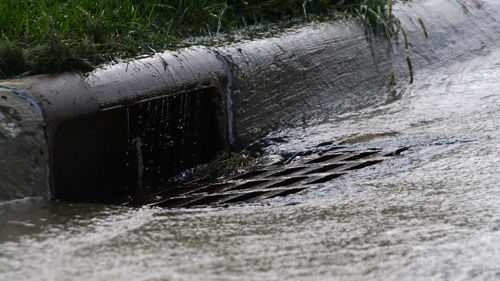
<box><xmin>2</xmin><ymin>3</ymin><xmax>500</xmax><ymax>281</ymax></box>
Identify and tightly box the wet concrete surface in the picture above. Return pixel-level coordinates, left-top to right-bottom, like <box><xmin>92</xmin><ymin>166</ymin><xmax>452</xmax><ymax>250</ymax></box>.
<box><xmin>225</xmin><ymin>0</ymin><xmax>500</xmax><ymax>149</ymax></box>
<box><xmin>1</xmin><ymin>0</ymin><xmax>500</xmax><ymax>280</ymax></box>
<box><xmin>0</xmin><ymin>87</ymin><xmax>47</xmax><ymax>201</ymax></box>
<box><xmin>221</xmin><ymin>19</ymin><xmax>393</xmax><ymax>149</ymax></box>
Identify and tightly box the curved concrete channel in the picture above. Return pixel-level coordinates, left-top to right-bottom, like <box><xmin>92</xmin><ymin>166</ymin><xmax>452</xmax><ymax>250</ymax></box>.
<box><xmin>1</xmin><ymin>0</ymin><xmax>499</xmax><ymax>202</ymax></box>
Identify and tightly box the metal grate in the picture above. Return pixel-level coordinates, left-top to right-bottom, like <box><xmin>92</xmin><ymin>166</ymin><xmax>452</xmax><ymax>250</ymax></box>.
<box><xmin>114</xmin><ymin>147</ymin><xmax>409</xmax><ymax>209</ymax></box>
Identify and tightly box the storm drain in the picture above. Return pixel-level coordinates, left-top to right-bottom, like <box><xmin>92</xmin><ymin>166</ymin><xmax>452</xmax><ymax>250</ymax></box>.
<box><xmin>115</xmin><ymin>147</ymin><xmax>409</xmax><ymax>209</ymax></box>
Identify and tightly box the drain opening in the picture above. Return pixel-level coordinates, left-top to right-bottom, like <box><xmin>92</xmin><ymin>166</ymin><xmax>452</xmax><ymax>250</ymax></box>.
<box><xmin>347</xmin><ymin>159</ymin><xmax>384</xmax><ymax>170</ymax></box>
<box><xmin>344</xmin><ymin>151</ymin><xmax>379</xmax><ymax>161</ymax></box>
<box><xmin>267</xmin><ymin>188</ymin><xmax>307</xmax><ymax>198</ymax></box>
<box><xmin>305</xmin><ymin>163</ymin><xmax>345</xmax><ymax>174</ymax></box>
<box><xmin>265</xmin><ymin>167</ymin><xmax>306</xmax><ymax>177</ymax></box>
<box><xmin>222</xmin><ymin>191</ymin><xmax>268</xmax><ymax>204</ymax></box>
<box><xmin>306</xmin><ymin>153</ymin><xmax>343</xmax><ymax>164</ymax></box>
<box><xmin>227</xmin><ymin>180</ymin><xmax>271</xmax><ymax>191</ymax></box>
<box><xmin>307</xmin><ymin>173</ymin><xmax>346</xmax><ymax>184</ymax></box>
<box><xmin>53</xmin><ymin>87</ymin><xmax>226</xmax><ymax>202</ymax></box>
<box><xmin>181</xmin><ymin>194</ymin><xmax>227</xmax><ymax>208</ymax></box>
<box><xmin>151</xmin><ymin>186</ymin><xmax>198</xmax><ymax>198</ymax></box>
<box><xmin>266</xmin><ymin>177</ymin><xmax>308</xmax><ymax>188</ymax></box>
<box><xmin>190</xmin><ymin>183</ymin><xmax>234</xmax><ymax>194</ymax></box>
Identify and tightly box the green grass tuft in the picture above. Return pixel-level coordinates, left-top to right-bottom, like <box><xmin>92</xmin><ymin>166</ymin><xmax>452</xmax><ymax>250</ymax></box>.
<box><xmin>0</xmin><ymin>0</ymin><xmax>397</xmax><ymax>79</ymax></box>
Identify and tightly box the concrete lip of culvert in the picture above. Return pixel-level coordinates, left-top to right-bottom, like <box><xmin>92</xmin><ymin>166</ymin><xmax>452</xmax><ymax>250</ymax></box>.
<box><xmin>1</xmin><ymin>0</ymin><xmax>499</xmax><ymax>203</ymax></box>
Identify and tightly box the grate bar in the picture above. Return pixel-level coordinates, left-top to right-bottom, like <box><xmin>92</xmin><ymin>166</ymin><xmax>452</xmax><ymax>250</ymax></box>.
<box><xmin>115</xmin><ymin>147</ymin><xmax>409</xmax><ymax>208</ymax></box>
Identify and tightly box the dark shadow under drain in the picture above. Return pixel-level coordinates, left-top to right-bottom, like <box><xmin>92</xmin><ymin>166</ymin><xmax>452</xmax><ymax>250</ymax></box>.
<box><xmin>115</xmin><ymin>147</ymin><xmax>409</xmax><ymax>209</ymax></box>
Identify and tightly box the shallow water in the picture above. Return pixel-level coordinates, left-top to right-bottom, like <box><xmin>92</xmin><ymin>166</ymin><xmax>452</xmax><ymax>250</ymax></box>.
<box><xmin>2</xmin><ymin>3</ymin><xmax>500</xmax><ymax>281</ymax></box>
<box><xmin>2</xmin><ymin>46</ymin><xmax>500</xmax><ymax>280</ymax></box>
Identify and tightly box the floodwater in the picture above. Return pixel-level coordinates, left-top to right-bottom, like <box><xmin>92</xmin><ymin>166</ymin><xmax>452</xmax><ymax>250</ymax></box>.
<box><xmin>2</xmin><ymin>3</ymin><xmax>500</xmax><ymax>281</ymax></box>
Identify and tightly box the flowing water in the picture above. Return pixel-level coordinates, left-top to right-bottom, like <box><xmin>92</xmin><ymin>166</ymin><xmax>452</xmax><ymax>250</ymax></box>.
<box><xmin>2</xmin><ymin>2</ymin><xmax>500</xmax><ymax>281</ymax></box>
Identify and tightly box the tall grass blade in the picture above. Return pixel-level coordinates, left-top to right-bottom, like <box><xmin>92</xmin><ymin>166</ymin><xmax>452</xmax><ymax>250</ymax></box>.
<box><xmin>418</xmin><ymin>18</ymin><xmax>429</xmax><ymax>39</ymax></box>
<box><xmin>406</xmin><ymin>56</ymin><xmax>414</xmax><ymax>84</ymax></box>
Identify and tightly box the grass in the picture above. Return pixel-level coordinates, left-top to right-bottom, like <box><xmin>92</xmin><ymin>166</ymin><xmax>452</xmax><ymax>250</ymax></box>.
<box><xmin>0</xmin><ymin>0</ymin><xmax>398</xmax><ymax>79</ymax></box>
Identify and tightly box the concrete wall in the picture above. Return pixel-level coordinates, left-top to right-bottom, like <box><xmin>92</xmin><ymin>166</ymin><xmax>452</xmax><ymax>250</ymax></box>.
<box><xmin>222</xmin><ymin>0</ymin><xmax>500</xmax><ymax>149</ymax></box>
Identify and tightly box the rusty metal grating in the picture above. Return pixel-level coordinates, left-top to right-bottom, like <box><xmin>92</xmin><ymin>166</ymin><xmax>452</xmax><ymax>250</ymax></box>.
<box><xmin>115</xmin><ymin>147</ymin><xmax>409</xmax><ymax>209</ymax></box>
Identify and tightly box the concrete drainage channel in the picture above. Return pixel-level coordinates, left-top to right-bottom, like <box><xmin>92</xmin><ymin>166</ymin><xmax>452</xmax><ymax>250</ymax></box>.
<box><xmin>0</xmin><ymin>16</ymin><xmax>393</xmax><ymax>203</ymax></box>
<box><xmin>1</xmin><ymin>0</ymin><xmax>496</xmax><ymax>204</ymax></box>
<box><xmin>113</xmin><ymin>147</ymin><xmax>408</xmax><ymax>208</ymax></box>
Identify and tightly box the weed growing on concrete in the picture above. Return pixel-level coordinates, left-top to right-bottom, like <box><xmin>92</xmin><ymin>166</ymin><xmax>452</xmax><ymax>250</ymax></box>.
<box><xmin>340</xmin><ymin>0</ymin><xmax>400</xmax><ymax>40</ymax></box>
<box><xmin>198</xmin><ymin>150</ymin><xmax>261</xmax><ymax>179</ymax></box>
